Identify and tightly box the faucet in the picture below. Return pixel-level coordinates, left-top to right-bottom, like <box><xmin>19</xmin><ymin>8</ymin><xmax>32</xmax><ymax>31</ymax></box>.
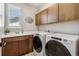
<box><xmin>21</xmin><ymin>30</ymin><xmax>24</xmax><ymax>33</ymax></box>
<box><xmin>48</xmin><ymin>30</ymin><xmax>50</xmax><ymax>32</ymax></box>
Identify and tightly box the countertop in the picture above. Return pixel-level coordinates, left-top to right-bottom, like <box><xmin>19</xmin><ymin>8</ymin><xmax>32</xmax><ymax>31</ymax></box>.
<box><xmin>0</xmin><ymin>31</ymin><xmax>50</xmax><ymax>38</ymax></box>
<box><xmin>0</xmin><ymin>31</ymin><xmax>36</xmax><ymax>38</ymax></box>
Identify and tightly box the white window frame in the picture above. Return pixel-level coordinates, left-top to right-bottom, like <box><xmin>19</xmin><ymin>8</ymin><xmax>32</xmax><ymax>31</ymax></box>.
<box><xmin>0</xmin><ymin>3</ymin><xmax>4</xmax><ymax>28</ymax></box>
<box><xmin>7</xmin><ymin>4</ymin><xmax>21</xmax><ymax>29</ymax></box>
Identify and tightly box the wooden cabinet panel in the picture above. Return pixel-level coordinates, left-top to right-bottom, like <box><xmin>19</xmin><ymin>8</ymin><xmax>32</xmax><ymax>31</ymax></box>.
<box><xmin>73</xmin><ymin>4</ymin><xmax>79</xmax><ymax>20</ymax></box>
<box><xmin>59</xmin><ymin>3</ymin><xmax>64</xmax><ymax>22</ymax></box>
<box><xmin>28</xmin><ymin>35</ymin><xmax>33</xmax><ymax>52</ymax></box>
<box><xmin>40</xmin><ymin>9</ymin><xmax>48</xmax><ymax>24</ymax></box>
<box><xmin>18</xmin><ymin>38</ymin><xmax>29</xmax><ymax>55</ymax></box>
<box><xmin>48</xmin><ymin>4</ymin><xmax>58</xmax><ymax>23</ymax></box>
<box><xmin>35</xmin><ymin>9</ymin><xmax>48</xmax><ymax>25</ymax></box>
<box><xmin>59</xmin><ymin>3</ymin><xmax>79</xmax><ymax>22</ymax></box>
<box><xmin>18</xmin><ymin>35</ymin><xmax>33</xmax><ymax>56</ymax></box>
<box><xmin>2</xmin><ymin>35</ymin><xmax>33</xmax><ymax>56</ymax></box>
<box><xmin>59</xmin><ymin>3</ymin><xmax>74</xmax><ymax>21</ymax></box>
<box><xmin>35</xmin><ymin>13</ymin><xmax>41</xmax><ymax>25</ymax></box>
<box><xmin>2</xmin><ymin>39</ymin><xmax>19</xmax><ymax>56</ymax></box>
<box><xmin>2</xmin><ymin>37</ymin><xmax>20</xmax><ymax>42</ymax></box>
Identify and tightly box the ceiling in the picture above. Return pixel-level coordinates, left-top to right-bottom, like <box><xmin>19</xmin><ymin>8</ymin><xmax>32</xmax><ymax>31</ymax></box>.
<box><xmin>27</xmin><ymin>3</ymin><xmax>47</xmax><ymax>9</ymax></box>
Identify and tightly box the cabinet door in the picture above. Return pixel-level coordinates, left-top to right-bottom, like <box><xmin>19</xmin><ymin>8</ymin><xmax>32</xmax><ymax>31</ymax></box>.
<box><xmin>18</xmin><ymin>35</ymin><xmax>33</xmax><ymax>55</ymax></box>
<box><xmin>59</xmin><ymin>3</ymin><xmax>72</xmax><ymax>21</ymax></box>
<box><xmin>73</xmin><ymin>3</ymin><xmax>79</xmax><ymax>20</ymax></box>
<box><xmin>18</xmin><ymin>36</ymin><xmax>29</xmax><ymax>55</ymax></box>
<box><xmin>35</xmin><ymin>13</ymin><xmax>41</xmax><ymax>25</ymax></box>
<box><xmin>40</xmin><ymin>9</ymin><xmax>48</xmax><ymax>24</ymax></box>
<box><xmin>2</xmin><ymin>37</ymin><xmax>19</xmax><ymax>56</ymax></box>
<box><xmin>48</xmin><ymin>4</ymin><xmax>58</xmax><ymax>23</ymax></box>
<box><xmin>59</xmin><ymin>3</ymin><xmax>79</xmax><ymax>22</ymax></box>
<box><xmin>28</xmin><ymin>35</ymin><xmax>33</xmax><ymax>52</ymax></box>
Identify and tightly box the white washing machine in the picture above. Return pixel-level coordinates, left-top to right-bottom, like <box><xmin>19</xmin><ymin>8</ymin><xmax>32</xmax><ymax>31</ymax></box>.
<box><xmin>33</xmin><ymin>32</ymin><xmax>48</xmax><ymax>56</ymax></box>
<box><xmin>45</xmin><ymin>33</ymin><xmax>79</xmax><ymax>56</ymax></box>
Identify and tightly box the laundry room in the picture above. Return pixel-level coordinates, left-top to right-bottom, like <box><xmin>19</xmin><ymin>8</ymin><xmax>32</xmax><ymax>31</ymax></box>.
<box><xmin>0</xmin><ymin>1</ymin><xmax>79</xmax><ymax>56</ymax></box>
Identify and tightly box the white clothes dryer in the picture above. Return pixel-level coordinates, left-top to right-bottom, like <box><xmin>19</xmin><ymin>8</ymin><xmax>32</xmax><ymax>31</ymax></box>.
<box><xmin>45</xmin><ymin>33</ymin><xmax>79</xmax><ymax>56</ymax></box>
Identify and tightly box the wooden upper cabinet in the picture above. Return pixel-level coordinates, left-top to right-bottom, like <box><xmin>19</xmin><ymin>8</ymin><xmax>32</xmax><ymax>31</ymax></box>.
<box><xmin>48</xmin><ymin>4</ymin><xmax>58</xmax><ymax>23</ymax></box>
<box><xmin>35</xmin><ymin>4</ymin><xmax>58</xmax><ymax>25</ymax></box>
<box><xmin>40</xmin><ymin>9</ymin><xmax>48</xmax><ymax>24</ymax></box>
<box><xmin>35</xmin><ymin>3</ymin><xmax>79</xmax><ymax>25</ymax></box>
<box><xmin>35</xmin><ymin>13</ymin><xmax>41</xmax><ymax>25</ymax></box>
<box><xmin>59</xmin><ymin>3</ymin><xmax>79</xmax><ymax>22</ymax></box>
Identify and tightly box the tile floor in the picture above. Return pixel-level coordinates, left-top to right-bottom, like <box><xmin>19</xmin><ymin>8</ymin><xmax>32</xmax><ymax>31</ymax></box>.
<box><xmin>24</xmin><ymin>52</ymin><xmax>34</xmax><ymax>56</ymax></box>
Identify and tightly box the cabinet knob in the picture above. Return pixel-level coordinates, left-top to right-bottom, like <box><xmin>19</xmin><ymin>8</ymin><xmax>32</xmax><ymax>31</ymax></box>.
<box><xmin>3</xmin><ymin>42</ymin><xmax>6</xmax><ymax>47</ymax></box>
<box><xmin>0</xmin><ymin>41</ymin><xmax>6</xmax><ymax>47</ymax></box>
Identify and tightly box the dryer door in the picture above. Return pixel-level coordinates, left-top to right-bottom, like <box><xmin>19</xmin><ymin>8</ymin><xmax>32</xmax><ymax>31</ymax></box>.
<box><xmin>33</xmin><ymin>36</ymin><xmax>42</xmax><ymax>53</ymax></box>
<box><xmin>45</xmin><ymin>40</ymin><xmax>71</xmax><ymax>56</ymax></box>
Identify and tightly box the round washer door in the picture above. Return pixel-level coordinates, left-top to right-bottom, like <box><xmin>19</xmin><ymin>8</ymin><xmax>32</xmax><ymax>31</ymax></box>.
<box><xmin>45</xmin><ymin>40</ymin><xmax>71</xmax><ymax>56</ymax></box>
<box><xmin>33</xmin><ymin>36</ymin><xmax>42</xmax><ymax>53</ymax></box>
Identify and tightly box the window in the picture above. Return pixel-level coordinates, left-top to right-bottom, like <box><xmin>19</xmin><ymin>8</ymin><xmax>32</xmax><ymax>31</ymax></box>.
<box><xmin>7</xmin><ymin>4</ymin><xmax>21</xmax><ymax>28</ymax></box>
<box><xmin>0</xmin><ymin>3</ymin><xmax>4</xmax><ymax>27</ymax></box>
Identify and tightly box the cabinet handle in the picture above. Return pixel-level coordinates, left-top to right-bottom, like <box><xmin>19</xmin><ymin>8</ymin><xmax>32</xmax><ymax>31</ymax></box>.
<box><xmin>0</xmin><ymin>41</ymin><xmax>6</xmax><ymax>47</ymax></box>
<box><xmin>2</xmin><ymin>41</ymin><xmax>6</xmax><ymax>47</ymax></box>
<box><xmin>3</xmin><ymin>42</ymin><xmax>6</xmax><ymax>47</ymax></box>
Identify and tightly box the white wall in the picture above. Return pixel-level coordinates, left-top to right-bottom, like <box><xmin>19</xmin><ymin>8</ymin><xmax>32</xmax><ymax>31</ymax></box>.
<box><xmin>38</xmin><ymin>20</ymin><xmax>79</xmax><ymax>35</ymax></box>
<box><xmin>36</xmin><ymin>3</ymin><xmax>55</xmax><ymax>14</ymax></box>
<box><xmin>8</xmin><ymin>3</ymin><xmax>38</xmax><ymax>32</ymax></box>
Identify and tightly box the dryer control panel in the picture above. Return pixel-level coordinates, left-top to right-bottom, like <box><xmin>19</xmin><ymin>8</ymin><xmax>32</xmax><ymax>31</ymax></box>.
<box><xmin>51</xmin><ymin>37</ymin><xmax>72</xmax><ymax>45</ymax></box>
<box><xmin>51</xmin><ymin>37</ymin><xmax>62</xmax><ymax>41</ymax></box>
